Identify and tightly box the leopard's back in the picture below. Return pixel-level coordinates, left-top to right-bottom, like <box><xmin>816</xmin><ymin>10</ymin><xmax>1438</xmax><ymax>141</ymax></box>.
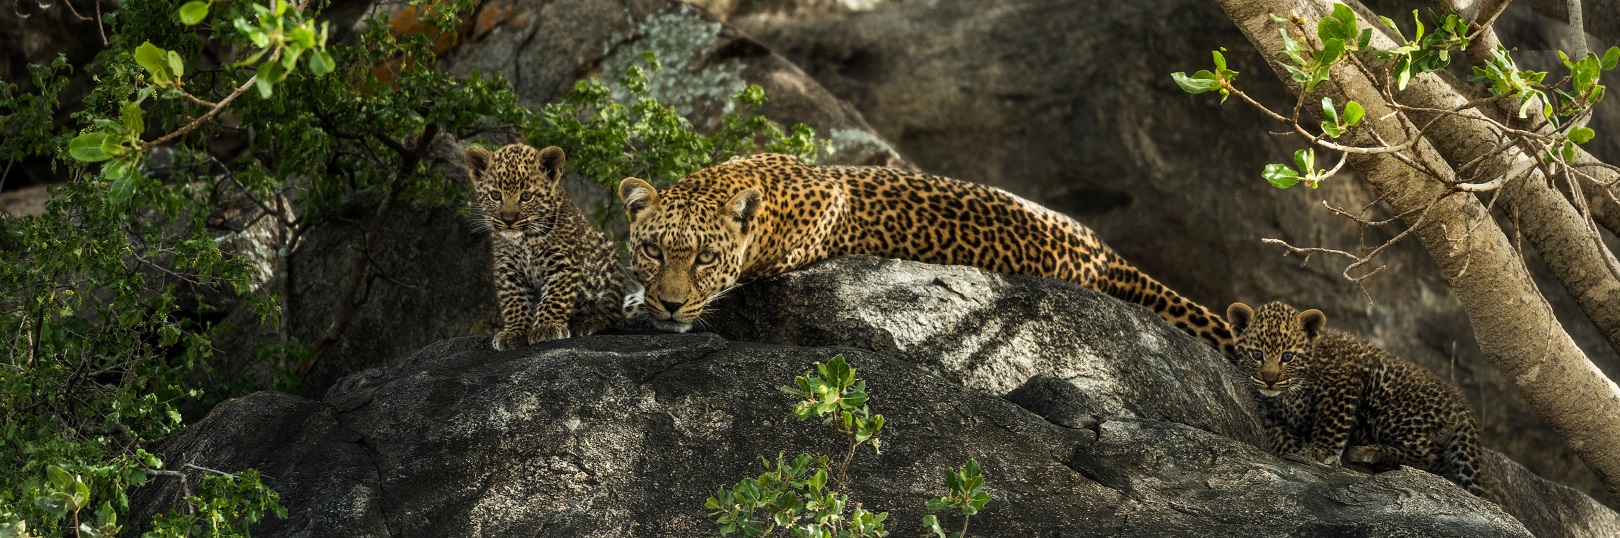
<box><xmin>1317</xmin><ymin>330</ymin><xmax>1484</xmax><ymax>495</ymax></box>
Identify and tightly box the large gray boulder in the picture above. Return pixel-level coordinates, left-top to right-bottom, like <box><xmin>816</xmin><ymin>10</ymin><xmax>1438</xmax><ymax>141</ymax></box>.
<box><xmin>726</xmin><ymin>0</ymin><xmax>1620</xmax><ymax>506</ymax></box>
<box><xmin>128</xmin><ymin>258</ymin><xmax>1616</xmax><ymax>537</ymax></box>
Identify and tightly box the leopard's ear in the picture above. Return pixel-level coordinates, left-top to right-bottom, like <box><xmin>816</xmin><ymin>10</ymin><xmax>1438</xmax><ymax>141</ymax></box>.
<box><xmin>537</xmin><ymin>146</ymin><xmax>566</xmax><ymax>182</ymax></box>
<box><xmin>726</xmin><ymin>187</ymin><xmax>763</xmax><ymax>235</ymax></box>
<box><xmin>1298</xmin><ymin>309</ymin><xmax>1326</xmax><ymax>341</ymax></box>
<box><xmin>464</xmin><ymin>146</ymin><xmax>494</xmax><ymax>183</ymax></box>
<box><xmin>619</xmin><ymin>177</ymin><xmax>658</xmax><ymax>225</ymax></box>
<box><xmin>1226</xmin><ymin>302</ymin><xmax>1254</xmax><ymax>337</ymax></box>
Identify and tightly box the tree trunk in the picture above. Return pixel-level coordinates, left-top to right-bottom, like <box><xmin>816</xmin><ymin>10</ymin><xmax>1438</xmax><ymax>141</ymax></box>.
<box><xmin>1215</xmin><ymin>0</ymin><xmax>1620</xmax><ymax>496</ymax></box>
<box><xmin>1389</xmin><ymin>71</ymin><xmax>1620</xmax><ymax>359</ymax></box>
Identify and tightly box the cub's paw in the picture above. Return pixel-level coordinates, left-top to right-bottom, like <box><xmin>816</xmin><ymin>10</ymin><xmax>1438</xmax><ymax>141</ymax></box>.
<box><xmin>492</xmin><ymin>329</ymin><xmax>528</xmax><ymax>351</ymax></box>
<box><xmin>1301</xmin><ymin>447</ymin><xmax>1342</xmax><ymax>466</ymax></box>
<box><xmin>529</xmin><ymin>321</ymin><xmax>571</xmax><ymax>343</ymax></box>
<box><xmin>1345</xmin><ymin>445</ymin><xmax>1398</xmax><ymax>467</ymax></box>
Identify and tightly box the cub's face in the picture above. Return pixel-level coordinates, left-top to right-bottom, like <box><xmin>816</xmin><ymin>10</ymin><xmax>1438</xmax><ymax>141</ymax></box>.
<box><xmin>1226</xmin><ymin>302</ymin><xmax>1325</xmax><ymax>398</ymax></box>
<box><xmin>619</xmin><ymin>177</ymin><xmax>761</xmax><ymax>332</ymax></box>
<box><xmin>464</xmin><ymin>144</ymin><xmax>567</xmax><ymax>240</ymax></box>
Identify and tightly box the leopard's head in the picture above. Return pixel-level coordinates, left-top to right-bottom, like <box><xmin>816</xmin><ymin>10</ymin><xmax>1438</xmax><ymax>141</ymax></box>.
<box><xmin>464</xmin><ymin>144</ymin><xmax>567</xmax><ymax>240</ymax></box>
<box><xmin>1226</xmin><ymin>301</ymin><xmax>1326</xmax><ymax>398</ymax></box>
<box><xmin>618</xmin><ymin>176</ymin><xmax>762</xmax><ymax>332</ymax></box>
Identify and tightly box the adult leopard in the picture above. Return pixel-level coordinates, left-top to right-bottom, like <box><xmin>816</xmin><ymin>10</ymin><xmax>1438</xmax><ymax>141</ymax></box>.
<box><xmin>620</xmin><ymin>153</ymin><xmax>1233</xmax><ymax>354</ymax></box>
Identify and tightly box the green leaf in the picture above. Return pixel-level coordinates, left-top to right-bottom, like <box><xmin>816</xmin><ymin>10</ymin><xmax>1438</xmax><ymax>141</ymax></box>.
<box><xmin>1603</xmin><ymin>46</ymin><xmax>1620</xmax><ymax>71</ymax></box>
<box><xmin>134</xmin><ymin>42</ymin><xmax>171</xmax><ymax>84</ymax></box>
<box><xmin>254</xmin><ymin>71</ymin><xmax>275</xmax><ymax>99</ymax></box>
<box><xmin>178</xmin><ymin>0</ymin><xmax>209</xmax><ymax>25</ymax></box>
<box><xmin>69</xmin><ymin>133</ymin><xmax>115</xmax><ymax>162</ymax></box>
<box><xmin>35</xmin><ymin>496</ymin><xmax>66</xmax><ymax>517</ymax></box>
<box><xmin>121</xmin><ymin>100</ymin><xmax>144</xmax><ymax>135</ymax></box>
<box><xmin>1343</xmin><ymin>101</ymin><xmax>1364</xmax><ymax>127</ymax></box>
<box><xmin>1294</xmin><ymin>147</ymin><xmax>1314</xmax><ymax>174</ymax></box>
<box><xmin>1570</xmin><ymin>126</ymin><xmax>1596</xmax><ymax>144</ymax></box>
<box><xmin>167</xmin><ymin>50</ymin><xmax>185</xmax><ymax>79</ymax></box>
<box><xmin>1379</xmin><ymin>15</ymin><xmax>1404</xmax><ymax>41</ymax></box>
<box><xmin>1171</xmin><ymin>71</ymin><xmax>1219</xmax><ymax>94</ymax></box>
<box><xmin>1262</xmin><ymin>163</ymin><xmax>1300</xmax><ymax>189</ymax></box>
<box><xmin>108</xmin><ymin>173</ymin><xmax>137</xmax><ymax>204</ymax></box>
<box><xmin>308</xmin><ymin>50</ymin><xmax>335</xmax><ymax>77</ymax></box>
<box><xmin>1321</xmin><ymin>97</ymin><xmax>1339</xmax><ymax>125</ymax></box>
<box><xmin>102</xmin><ymin>155</ymin><xmax>135</xmax><ymax>181</ymax></box>
<box><xmin>47</xmin><ymin>465</ymin><xmax>73</xmax><ymax>490</ymax></box>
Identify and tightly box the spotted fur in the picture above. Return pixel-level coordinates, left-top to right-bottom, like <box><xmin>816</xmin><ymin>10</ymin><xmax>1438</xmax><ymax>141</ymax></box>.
<box><xmin>465</xmin><ymin>144</ymin><xmax>628</xmax><ymax>350</ymax></box>
<box><xmin>618</xmin><ymin>153</ymin><xmax>1232</xmax><ymax>353</ymax></box>
<box><xmin>1227</xmin><ymin>301</ymin><xmax>1484</xmax><ymax>496</ymax></box>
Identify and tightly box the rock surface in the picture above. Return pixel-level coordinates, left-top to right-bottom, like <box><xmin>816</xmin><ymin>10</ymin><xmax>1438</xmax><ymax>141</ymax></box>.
<box><xmin>129</xmin><ymin>258</ymin><xmax>1617</xmax><ymax>537</ymax></box>
<box><xmin>727</xmin><ymin>0</ymin><xmax>1620</xmax><ymax>506</ymax></box>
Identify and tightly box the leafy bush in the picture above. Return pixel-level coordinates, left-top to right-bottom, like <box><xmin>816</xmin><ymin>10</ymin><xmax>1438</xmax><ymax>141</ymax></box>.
<box><xmin>1</xmin><ymin>0</ymin><xmax>830</xmax><ymax>534</ymax></box>
<box><xmin>706</xmin><ymin>355</ymin><xmax>988</xmax><ymax>537</ymax></box>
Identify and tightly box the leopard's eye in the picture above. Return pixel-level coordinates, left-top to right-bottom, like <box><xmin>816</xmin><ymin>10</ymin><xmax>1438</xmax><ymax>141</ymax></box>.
<box><xmin>489</xmin><ymin>191</ymin><xmax>502</xmax><ymax>202</ymax></box>
<box><xmin>642</xmin><ymin>243</ymin><xmax>663</xmax><ymax>261</ymax></box>
<box><xmin>520</xmin><ymin>192</ymin><xmax>534</xmax><ymax>202</ymax></box>
<box><xmin>695</xmin><ymin>251</ymin><xmax>717</xmax><ymax>266</ymax></box>
<box><xmin>1281</xmin><ymin>352</ymin><xmax>1295</xmax><ymax>363</ymax></box>
<box><xmin>1248</xmin><ymin>349</ymin><xmax>1263</xmax><ymax>361</ymax></box>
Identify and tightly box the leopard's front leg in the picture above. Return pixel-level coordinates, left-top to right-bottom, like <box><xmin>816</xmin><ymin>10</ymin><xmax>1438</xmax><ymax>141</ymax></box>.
<box><xmin>491</xmin><ymin>246</ymin><xmax>535</xmax><ymax>351</ymax></box>
<box><xmin>1304</xmin><ymin>381</ymin><xmax>1362</xmax><ymax>465</ymax></box>
<box><xmin>531</xmin><ymin>257</ymin><xmax>579</xmax><ymax>343</ymax></box>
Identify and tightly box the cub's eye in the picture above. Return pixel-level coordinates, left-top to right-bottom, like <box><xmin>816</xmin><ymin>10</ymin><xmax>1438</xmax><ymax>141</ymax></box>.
<box><xmin>695</xmin><ymin>251</ymin><xmax>717</xmax><ymax>266</ymax></box>
<box><xmin>488</xmin><ymin>191</ymin><xmax>502</xmax><ymax>202</ymax></box>
<box><xmin>1281</xmin><ymin>352</ymin><xmax>1295</xmax><ymax>363</ymax></box>
<box><xmin>520</xmin><ymin>192</ymin><xmax>534</xmax><ymax>202</ymax></box>
<box><xmin>1248</xmin><ymin>349</ymin><xmax>1263</xmax><ymax>361</ymax></box>
<box><xmin>642</xmin><ymin>243</ymin><xmax>663</xmax><ymax>261</ymax></box>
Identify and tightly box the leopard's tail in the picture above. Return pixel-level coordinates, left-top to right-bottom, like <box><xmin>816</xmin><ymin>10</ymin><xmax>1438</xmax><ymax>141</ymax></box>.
<box><xmin>1437</xmin><ymin>419</ymin><xmax>1488</xmax><ymax>498</ymax></box>
<box><xmin>1097</xmin><ymin>254</ymin><xmax>1235</xmax><ymax>357</ymax></box>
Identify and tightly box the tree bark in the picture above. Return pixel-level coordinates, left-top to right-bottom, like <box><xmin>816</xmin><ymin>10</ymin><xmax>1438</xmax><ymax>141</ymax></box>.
<box><xmin>1215</xmin><ymin>0</ymin><xmax>1620</xmax><ymax>496</ymax></box>
<box><xmin>1389</xmin><ymin>70</ymin><xmax>1620</xmax><ymax>359</ymax></box>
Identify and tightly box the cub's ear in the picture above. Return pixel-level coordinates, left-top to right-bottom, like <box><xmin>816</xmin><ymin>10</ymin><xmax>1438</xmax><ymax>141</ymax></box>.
<box><xmin>619</xmin><ymin>177</ymin><xmax>658</xmax><ymax>224</ymax></box>
<box><xmin>464</xmin><ymin>146</ymin><xmax>494</xmax><ymax>182</ymax></box>
<box><xmin>1298</xmin><ymin>309</ymin><xmax>1326</xmax><ymax>340</ymax></box>
<box><xmin>1226</xmin><ymin>302</ymin><xmax>1254</xmax><ymax>337</ymax></box>
<box><xmin>537</xmin><ymin>146</ymin><xmax>566</xmax><ymax>182</ymax></box>
<box><xmin>726</xmin><ymin>187</ymin><xmax>763</xmax><ymax>235</ymax></box>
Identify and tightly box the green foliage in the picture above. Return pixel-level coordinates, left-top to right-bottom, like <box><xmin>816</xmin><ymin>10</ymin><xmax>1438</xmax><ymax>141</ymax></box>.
<box><xmin>1</xmin><ymin>0</ymin><xmax>544</xmax><ymax>531</ymax></box>
<box><xmin>1318</xmin><ymin>97</ymin><xmax>1363</xmax><ymax>139</ymax></box>
<box><xmin>708</xmin><ymin>355</ymin><xmax>988</xmax><ymax>537</ymax></box>
<box><xmin>782</xmin><ymin>354</ymin><xmax>885</xmax><ymax>462</ymax></box>
<box><xmin>1171</xmin><ymin>49</ymin><xmax>1239</xmax><ymax>103</ymax></box>
<box><xmin>1366</xmin><ymin>9</ymin><xmax>1468</xmax><ymax>91</ymax></box>
<box><xmin>0</xmin><ymin>56</ymin><xmax>74</xmax><ymax>166</ymax></box>
<box><xmin>920</xmin><ymin>459</ymin><xmax>989</xmax><ymax>538</ymax></box>
<box><xmin>1262</xmin><ymin>148</ymin><xmax>1322</xmax><ymax>189</ymax></box>
<box><xmin>147</xmin><ymin>469</ymin><xmax>286</xmax><ymax>538</ymax></box>
<box><xmin>1276</xmin><ymin>4</ymin><xmax>1377</xmax><ymax>92</ymax></box>
<box><xmin>1174</xmin><ymin>2</ymin><xmax>1614</xmax><ymax>190</ymax></box>
<box><xmin>525</xmin><ymin>51</ymin><xmax>831</xmax><ymax>228</ymax></box>
<box><xmin>706</xmin><ymin>453</ymin><xmax>888</xmax><ymax>538</ymax></box>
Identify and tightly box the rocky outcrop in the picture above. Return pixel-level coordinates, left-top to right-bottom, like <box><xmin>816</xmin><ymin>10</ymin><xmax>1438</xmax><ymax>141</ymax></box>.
<box><xmin>727</xmin><ymin>0</ymin><xmax>1620</xmax><ymax>506</ymax></box>
<box><xmin>129</xmin><ymin>258</ymin><xmax>1618</xmax><ymax>537</ymax></box>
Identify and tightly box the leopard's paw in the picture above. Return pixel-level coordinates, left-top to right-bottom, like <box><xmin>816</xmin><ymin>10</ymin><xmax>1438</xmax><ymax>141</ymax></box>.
<box><xmin>492</xmin><ymin>329</ymin><xmax>528</xmax><ymax>351</ymax></box>
<box><xmin>529</xmin><ymin>321</ymin><xmax>570</xmax><ymax>343</ymax></box>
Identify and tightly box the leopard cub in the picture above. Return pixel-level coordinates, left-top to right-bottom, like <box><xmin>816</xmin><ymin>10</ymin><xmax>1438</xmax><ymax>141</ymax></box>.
<box><xmin>1226</xmin><ymin>301</ymin><xmax>1484</xmax><ymax>496</ymax></box>
<box><xmin>465</xmin><ymin>144</ymin><xmax>629</xmax><ymax>351</ymax></box>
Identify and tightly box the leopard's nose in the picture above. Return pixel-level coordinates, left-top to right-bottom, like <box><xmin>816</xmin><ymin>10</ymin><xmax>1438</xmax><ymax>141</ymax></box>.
<box><xmin>660</xmin><ymin>300</ymin><xmax>684</xmax><ymax>315</ymax></box>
